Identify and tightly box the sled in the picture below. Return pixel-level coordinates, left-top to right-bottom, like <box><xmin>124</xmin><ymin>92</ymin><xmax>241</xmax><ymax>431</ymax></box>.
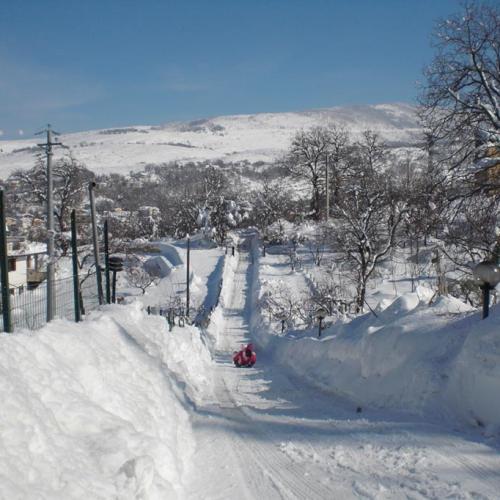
<box><xmin>232</xmin><ymin>344</ymin><xmax>256</xmax><ymax>368</ymax></box>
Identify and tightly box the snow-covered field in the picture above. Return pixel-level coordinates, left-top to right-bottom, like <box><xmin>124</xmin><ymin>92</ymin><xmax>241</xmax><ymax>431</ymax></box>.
<box><xmin>0</xmin><ymin>103</ymin><xmax>421</xmax><ymax>177</ymax></box>
<box><xmin>1</xmin><ymin>233</ymin><xmax>500</xmax><ymax>498</ymax></box>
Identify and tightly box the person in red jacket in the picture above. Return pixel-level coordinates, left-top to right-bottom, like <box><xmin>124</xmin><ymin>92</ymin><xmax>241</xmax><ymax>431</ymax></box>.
<box><xmin>233</xmin><ymin>343</ymin><xmax>256</xmax><ymax>367</ymax></box>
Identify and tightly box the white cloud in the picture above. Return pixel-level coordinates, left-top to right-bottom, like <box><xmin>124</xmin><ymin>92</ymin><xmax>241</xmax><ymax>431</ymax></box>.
<box><xmin>18</xmin><ymin>129</ymin><xmax>24</xmax><ymax>136</ymax></box>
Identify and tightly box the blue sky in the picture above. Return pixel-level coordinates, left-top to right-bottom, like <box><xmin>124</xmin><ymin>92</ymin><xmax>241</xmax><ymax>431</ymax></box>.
<box><xmin>0</xmin><ymin>0</ymin><xmax>462</xmax><ymax>139</ymax></box>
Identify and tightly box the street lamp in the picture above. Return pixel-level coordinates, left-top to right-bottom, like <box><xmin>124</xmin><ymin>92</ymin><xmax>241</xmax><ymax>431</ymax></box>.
<box><xmin>473</xmin><ymin>261</ymin><xmax>500</xmax><ymax>319</ymax></box>
<box><xmin>263</xmin><ymin>235</ymin><xmax>269</xmax><ymax>257</ymax></box>
<box><xmin>278</xmin><ymin>311</ymin><xmax>288</xmax><ymax>333</ymax></box>
<box><xmin>316</xmin><ymin>307</ymin><xmax>327</xmax><ymax>338</ymax></box>
<box><xmin>224</xmin><ymin>237</ymin><xmax>234</xmax><ymax>256</ymax></box>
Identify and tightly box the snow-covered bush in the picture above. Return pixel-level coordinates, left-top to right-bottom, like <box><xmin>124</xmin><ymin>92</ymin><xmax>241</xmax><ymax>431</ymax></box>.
<box><xmin>126</xmin><ymin>256</ymin><xmax>159</xmax><ymax>294</ymax></box>
<box><xmin>259</xmin><ymin>279</ymin><xmax>311</xmax><ymax>329</ymax></box>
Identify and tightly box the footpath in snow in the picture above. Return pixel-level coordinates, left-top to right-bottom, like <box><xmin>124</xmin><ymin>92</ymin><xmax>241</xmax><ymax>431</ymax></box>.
<box><xmin>185</xmin><ymin>241</ymin><xmax>500</xmax><ymax>499</ymax></box>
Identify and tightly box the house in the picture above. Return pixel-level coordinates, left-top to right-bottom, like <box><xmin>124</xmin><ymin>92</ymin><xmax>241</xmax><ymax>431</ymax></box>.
<box><xmin>138</xmin><ymin>206</ymin><xmax>160</xmax><ymax>218</ymax></box>
<box><xmin>109</xmin><ymin>207</ymin><xmax>131</xmax><ymax>222</ymax></box>
<box><xmin>474</xmin><ymin>144</ymin><xmax>500</xmax><ymax>195</ymax></box>
<box><xmin>5</xmin><ymin>242</ymin><xmax>46</xmax><ymax>294</ymax></box>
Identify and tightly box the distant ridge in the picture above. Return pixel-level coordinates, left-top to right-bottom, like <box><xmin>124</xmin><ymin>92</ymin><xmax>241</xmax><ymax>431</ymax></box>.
<box><xmin>0</xmin><ymin>103</ymin><xmax>422</xmax><ymax>177</ymax></box>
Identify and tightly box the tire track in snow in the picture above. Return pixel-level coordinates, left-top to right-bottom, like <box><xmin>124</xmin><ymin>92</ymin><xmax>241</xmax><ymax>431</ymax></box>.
<box><xmin>427</xmin><ymin>437</ymin><xmax>500</xmax><ymax>499</ymax></box>
<box><xmin>218</xmin><ymin>374</ymin><xmax>332</xmax><ymax>499</ymax></box>
<box><xmin>187</xmin><ymin>247</ymin><xmax>500</xmax><ymax>499</ymax></box>
<box><xmin>207</xmin><ymin>256</ymin><xmax>349</xmax><ymax>499</ymax></box>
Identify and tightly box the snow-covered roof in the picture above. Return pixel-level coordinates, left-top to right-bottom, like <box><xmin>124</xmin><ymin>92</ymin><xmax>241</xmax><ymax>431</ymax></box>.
<box><xmin>143</xmin><ymin>255</ymin><xmax>174</xmax><ymax>278</ymax></box>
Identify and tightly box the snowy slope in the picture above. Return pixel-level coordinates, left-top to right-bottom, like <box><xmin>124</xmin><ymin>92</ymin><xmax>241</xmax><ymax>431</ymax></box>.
<box><xmin>0</xmin><ymin>103</ymin><xmax>421</xmax><ymax>177</ymax></box>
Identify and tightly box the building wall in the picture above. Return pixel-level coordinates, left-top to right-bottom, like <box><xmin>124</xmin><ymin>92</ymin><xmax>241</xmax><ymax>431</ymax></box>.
<box><xmin>8</xmin><ymin>256</ymin><xmax>27</xmax><ymax>289</ymax></box>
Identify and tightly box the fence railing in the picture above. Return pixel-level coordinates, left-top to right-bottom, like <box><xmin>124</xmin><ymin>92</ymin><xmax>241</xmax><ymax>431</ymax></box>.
<box><xmin>145</xmin><ymin>272</ymin><xmax>225</xmax><ymax>331</ymax></box>
<box><xmin>0</xmin><ymin>273</ymin><xmax>101</xmax><ymax>333</ymax></box>
<box><xmin>80</xmin><ymin>273</ymin><xmax>101</xmax><ymax>316</ymax></box>
<box><xmin>0</xmin><ymin>198</ymin><xmax>113</xmax><ymax>334</ymax></box>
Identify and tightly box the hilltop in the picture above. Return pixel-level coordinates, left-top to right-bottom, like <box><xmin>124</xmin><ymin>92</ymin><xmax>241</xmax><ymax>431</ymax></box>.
<box><xmin>0</xmin><ymin>103</ymin><xmax>421</xmax><ymax>177</ymax></box>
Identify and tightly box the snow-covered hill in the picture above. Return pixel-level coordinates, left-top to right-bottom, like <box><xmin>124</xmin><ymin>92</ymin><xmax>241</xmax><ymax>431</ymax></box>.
<box><xmin>0</xmin><ymin>103</ymin><xmax>421</xmax><ymax>177</ymax></box>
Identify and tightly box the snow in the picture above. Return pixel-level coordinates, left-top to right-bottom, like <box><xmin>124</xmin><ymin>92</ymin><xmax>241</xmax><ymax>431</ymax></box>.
<box><xmin>447</xmin><ymin>314</ymin><xmax>500</xmax><ymax>434</ymax></box>
<box><xmin>0</xmin><ymin>303</ymin><xmax>212</xmax><ymax>499</ymax></box>
<box><xmin>1</xmin><ymin>232</ymin><xmax>500</xmax><ymax>498</ymax></box>
<box><xmin>188</xmin><ymin>235</ymin><xmax>500</xmax><ymax>498</ymax></box>
<box><xmin>143</xmin><ymin>255</ymin><xmax>174</xmax><ymax>278</ymax></box>
<box><xmin>0</xmin><ymin>103</ymin><xmax>421</xmax><ymax>177</ymax></box>
<box><xmin>153</xmin><ymin>243</ymin><xmax>183</xmax><ymax>267</ymax></box>
<box><xmin>253</xmin><ymin>243</ymin><xmax>500</xmax><ymax>431</ymax></box>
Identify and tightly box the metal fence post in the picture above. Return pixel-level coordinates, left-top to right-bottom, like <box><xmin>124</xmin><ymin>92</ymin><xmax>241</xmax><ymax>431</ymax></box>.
<box><xmin>104</xmin><ymin>219</ymin><xmax>111</xmax><ymax>304</ymax></box>
<box><xmin>0</xmin><ymin>190</ymin><xmax>12</xmax><ymax>332</ymax></box>
<box><xmin>88</xmin><ymin>182</ymin><xmax>104</xmax><ymax>305</ymax></box>
<box><xmin>70</xmin><ymin>209</ymin><xmax>81</xmax><ymax>322</ymax></box>
<box><xmin>186</xmin><ymin>235</ymin><xmax>190</xmax><ymax>317</ymax></box>
<box><xmin>112</xmin><ymin>270</ymin><xmax>117</xmax><ymax>303</ymax></box>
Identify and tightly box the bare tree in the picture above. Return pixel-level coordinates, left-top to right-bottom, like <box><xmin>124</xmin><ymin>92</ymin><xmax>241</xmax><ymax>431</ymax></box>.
<box><xmin>259</xmin><ymin>280</ymin><xmax>310</xmax><ymax>328</ymax></box>
<box><xmin>11</xmin><ymin>154</ymin><xmax>94</xmax><ymax>254</ymax></box>
<box><xmin>126</xmin><ymin>256</ymin><xmax>159</xmax><ymax>294</ymax></box>
<box><xmin>419</xmin><ymin>2</ymin><xmax>500</xmax><ymax>184</ymax></box>
<box><xmin>305</xmin><ymin>226</ymin><xmax>329</xmax><ymax>266</ymax></box>
<box><xmin>442</xmin><ymin>194</ymin><xmax>500</xmax><ymax>266</ymax></box>
<box><xmin>327</xmin><ymin>126</ymin><xmax>350</xmax><ymax>208</ymax></box>
<box><xmin>284</xmin><ymin>127</ymin><xmax>333</xmax><ymax>220</ymax></box>
<box><xmin>333</xmin><ymin>138</ymin><xmax>407</xmax><ymax>312</ymax></box>
<box><xmin>308</xmin><ymin>268</ymin><xmax>353</xmax><ymax>316</ymax></box>
<box><xmin>354</xmin><ymin>130</ymin><xmax>387</xmax><ymax>174</ymax></box>
<box><xmin>249</xmin><ymin>182</ymin><xmax>296</xmax><ymax>233</ymax></box>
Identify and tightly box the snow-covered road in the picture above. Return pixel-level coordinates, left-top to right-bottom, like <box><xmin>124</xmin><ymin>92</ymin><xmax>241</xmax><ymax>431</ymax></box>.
<box><xmin>186</xmin><ymin>254</ymin><xmax>500</xmax><ymax>499</ymax></box>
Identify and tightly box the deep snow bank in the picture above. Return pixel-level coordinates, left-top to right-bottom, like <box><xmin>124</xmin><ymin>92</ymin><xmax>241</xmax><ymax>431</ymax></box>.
<box><xmin>0</xmin><ymin>302</ymin><xmax>213</xmax><ymax>499</ymax></box>
<box><xmin>251</xmin><ymin>244</ymin><xmax>500</xmax><ymax>431</ymax></box>
<box><xmin>205</xmin><ymin>250</ymin><xmax>240</xmax><ymax>350</ymax></box>
<box><xmin>446</xmin><ymin>306</ymin><xmax>500</xmax><ymax>432</ymax></box>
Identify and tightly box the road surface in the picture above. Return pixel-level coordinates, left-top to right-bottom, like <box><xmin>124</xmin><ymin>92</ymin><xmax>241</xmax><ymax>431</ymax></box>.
<box><xmin>186</xmin><ymin>253</ymin><xmax>500</xmax><ymax>499</ymax></box>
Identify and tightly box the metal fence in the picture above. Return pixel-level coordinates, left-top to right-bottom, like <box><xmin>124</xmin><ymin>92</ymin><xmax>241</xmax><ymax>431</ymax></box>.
<box><xmin>0</xmin><ymin>273</ymin><xmax>101</xmax><ymax>333</ymax></box>
<box><xmin>80</xmin><ymin>274</ymin><xmax>101</xmax><ymax>316</ymax></box>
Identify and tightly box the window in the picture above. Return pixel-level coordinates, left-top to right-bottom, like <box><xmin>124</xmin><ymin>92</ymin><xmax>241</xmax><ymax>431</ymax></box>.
<box><xmin>8</xmin><ymin>258</ymin><xmax>16</xmax><ymax>272</ymax></box>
